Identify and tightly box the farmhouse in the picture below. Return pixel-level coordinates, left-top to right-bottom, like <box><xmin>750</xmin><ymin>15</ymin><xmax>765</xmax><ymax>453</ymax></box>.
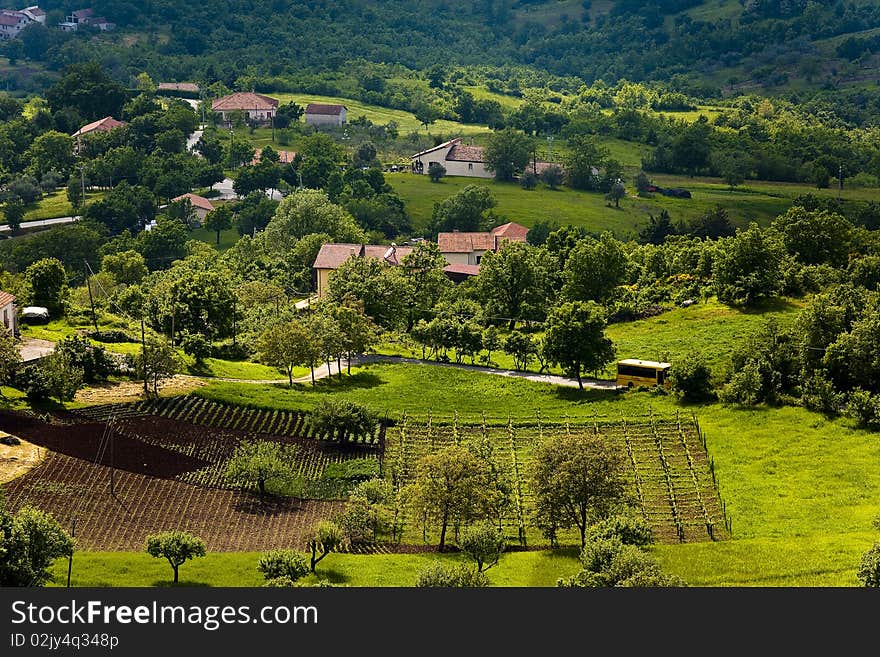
<box><xmin>71</xmin><ymin>116</ymin><xmax>127</xmax><ymax>151</ymax></box>
<box><xmin>212</xmin><ymin>92</ymin><xmax>279</xmax><ymax>126</ymax></box>
<box><xmin>437</xmin><ymin>222</ymin><xmax>530</xmax><ymax>270</ymax></box>
<box><xmin>410</xmin><ymin>138</ymin><xmax>491</xmax><ymax>178</ymax></box>
<box><xmin>305</xmin><ymin>103</ymin><xmax>348</xmax><ymax>127</ymax></box>
<box><xmin>313</xmin><ymin>242</ymin><xmax>413</xmax><ymax>298</ymax></box>
<box><xmin>0</xmin><ymin>7</ymin><xmax>41</xmax><ymax>39</ymax></box>
<box><xmin>0</xmin><ymin>290</ymin><xmax>16</xmax><ymax>335</ymax></box>
<box><xmin>59</xmin><ymin>8</ymin><xmax>114</xmax><ymax>31</ymax></box>
<box><xmin>157</xmin><ymin>82</ymin><xmax>201</xmax><ymax>95</ymax></box>
<box><xmin>170</xmin><ymin>193</ymin><xmax>215</xmax><ymax>224</ymax></box>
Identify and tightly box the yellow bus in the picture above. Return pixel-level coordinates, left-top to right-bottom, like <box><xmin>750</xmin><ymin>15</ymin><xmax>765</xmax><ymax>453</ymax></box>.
<box><xmin>616</xmin><ymin>359</ymin><xmax>672</xmax><ymax>389</ymax></box>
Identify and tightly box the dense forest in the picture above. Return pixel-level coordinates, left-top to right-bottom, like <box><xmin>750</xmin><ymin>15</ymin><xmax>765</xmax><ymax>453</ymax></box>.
<box><xmin>3</xmin><ymin>0</ymin><xmax>880</xmax><ymax>101</ymax></box>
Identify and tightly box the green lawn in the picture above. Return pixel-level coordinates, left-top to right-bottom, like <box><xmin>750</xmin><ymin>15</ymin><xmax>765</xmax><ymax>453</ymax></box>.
<box><xmin>389</xmin><ymin>172</ymin><xmax>800</xmax><ymax>237</ymax></box>
<box><xmin>190</xmin><ymin>226</ymin><xmax>242</xmax><ymax>251</ymax></box>
<box><xmin>50</xmin><ymin>550</ymin><xmax>580</xmax><ymax>587</ymax></box>
<box><xmin>193</xmin><ymin>360</ymin><xmax>880</xmax><ymax>586</ymax></box>
<box><xmin>0</xmin><ymin>190</ymin><xmax>105</xmax><ymax>224</ymax></box>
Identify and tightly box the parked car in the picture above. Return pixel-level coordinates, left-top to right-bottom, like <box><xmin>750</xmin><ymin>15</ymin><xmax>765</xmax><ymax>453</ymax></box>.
<box><xmin>20</xmin><ymin>306</ymin><xmax>49</xmax><ymax>324</ymax></box>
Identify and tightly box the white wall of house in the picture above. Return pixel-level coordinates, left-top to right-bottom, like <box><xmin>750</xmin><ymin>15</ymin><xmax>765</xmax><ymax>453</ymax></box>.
<box><xmin>442</xmin><ymin>160</ymin><xmax>492</xmax><ymax>178</ymax></box>
<box><xmin>305</xmin><ymin>112</ymin><xmax>345</xmax><ymax>127</ymax></box>
<box><xmin>220</xmin><ymin>109</ymin><xmax>275</xmax><ymax>123</ymax></box>
<box><xmin>1</xmin><ymin>301</ymin><xmax>16</xmax><ymax>334</ymax></box>
<box><xmin>441</xmin><ymin>250</ymin><xmax>488</xmax><ymax>266</ymax></box>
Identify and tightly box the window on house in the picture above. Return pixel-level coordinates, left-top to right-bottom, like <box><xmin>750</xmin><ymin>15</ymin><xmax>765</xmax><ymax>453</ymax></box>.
<box><xmin>476</xmin><ymin>255</ymin><xmax>482</xmax><ymax>264</ymax></box>
<box><xmin>468</xmin><ymin>163</ymin><xmax>473</xmax><ymax>171</ymax></box>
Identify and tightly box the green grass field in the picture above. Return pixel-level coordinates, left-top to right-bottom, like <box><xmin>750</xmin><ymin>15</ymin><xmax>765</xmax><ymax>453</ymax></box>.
<box><xmin>190</xmin><ymin>226</ymin><xmax>242</xmax><ymax>251</ymax></box>
<box><xmin>389</xmin><ymin>172</ymin><xmax>798</xmax><ymax>237</ymax></box>
<box><xmin>50</xmin><ymin>549</ymin><xmax>581</xmax><ymax>587</ymax></box>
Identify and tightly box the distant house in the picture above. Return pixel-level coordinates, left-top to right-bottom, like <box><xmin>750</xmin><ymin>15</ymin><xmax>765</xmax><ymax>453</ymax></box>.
<box><xmin>313</xmin><ymin>243</ymin><xmax>413</xmax><ymax>298</ymax></box>
<box><xmin>59</xmin><ymin>8</ymin><xmax>114</xmax><ymax>31</ymax></box>
<box><xmin>71</xmin><ymin>116</ymin><xmax>127</xmax><ymax>151</ymax></box>
<box><xmin>212</xmin><ymin>92</ymin><xmax>279</xmax><ymax>126</ymax></box>
<box><xmin>158</xmin><ymin>82</ymin><xmax>201</xmax><ymax>94</ymax></box>
<box><xmin>304</xmin><ymin>104</ymin><xmax>347</xmax><ymax>127</ymax></box>
<box><xmin>0</xmin><ymin>10</ymin><xmax>32</xmax><ymax>38</ymax></box>
<box><xmin>21</xmin><ymin>6</ymin><xmax>45</xmax><ymax>23</ymax></box>
<box><xmin>437</xmin><ymin>222</ymin><xmax>530</xmax><ymax>269</ymax></box>
<box><xmin>0</xmin><ymin>290</ymin><xmax>16</xmax><ymax>335</ymax></box>
<box><xmin>170</xmin><ymin>193</ymin><xmax>215</xmax><ymax>224</ymax></box>
<box><xmin>410</xmin><ymin>138</ymin><xmax>491</xmax><ymax>178</ymax></box>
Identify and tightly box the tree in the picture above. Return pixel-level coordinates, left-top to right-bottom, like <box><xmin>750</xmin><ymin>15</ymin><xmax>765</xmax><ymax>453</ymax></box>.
<box><xmin>430</xmin><ymin>184</ymin><xmax>497</xmax><ymax>233</ymax></box>
<box><xmin>264</xmin><ymin>188</ymin><xmax>364</xmax><ymax>248</ymax></box>
<box><xmin>771</xmin><ymin>207</ymin><xmax>853</xmax><ymax>267</ymax></box>
<box><xmin>45</xmin><ymin>62</ymin><xmax>126</xmax><ymax>122</ymax></box>
<box><xmin>326</xmin><ymin>257</ymin><xmax>406</xmax><ymax>330</ymax></box>
<box><xmin>669</xmin><ymin>352</ymin><xmax>714</xmax><ymax>401</ymax></box>
<box><xmin>404</xmin><ymin>444</ymin><xmax>497</xmax><ymax>551</ymax></box>
<box><xmin>638</xmin><ymin>210</ymin><xmax>677</xmax><ymax>245</ymax></box>
<box><xmin>858</xmin><ymin>542</ymin><xmax>880</xmax><ymax>587</ymax></box>
<box><xmin>136</xmin><ymin>335</ymin><xmax>180</xmax><ymax>394</ymax></box>
<box><xmin>332</xmin><ymin>303</ymin><xmax>377</xmax><ymax>374</ymax></box>
<box><xmin>101</xmin><ymin>250</ymin><xmax>148</xmax><ymax>285</ymax></box>
<box><xmin>476</xmin><ymin>241</ymin><xmax>553</xmax><ymax>328</ymax></box>
<box><xmin>459</xmin><ymin>522</ymin><xmax>506</xmax><ymax>572</ymax></box>
<box><xmin>223</xmin><ymin>439</ymin><xmax>298</xmax><ymax>498</ymax></box>
<box><xmin>3</xmin><ymin>200</ymin><xmax>24</xmax><ymax>236</ymax></box>
<box><xmin>543</xmin><ymin>301</ymin><xmax>615</xmax><ymax>390</ymax></box>
<box><xmin>482</xmin><ymin>326</ymin><xmax>501</xmax><ymax>366</ymax></box>
<box><xmin>482</xmin><ymin>129</ymin><xmax>533</xmax><ymax>181</ymax></box>
<box><xmin>257</xmin><ymin>549</ymin><xmax>310</xmax><ymax>585</ymax></box>
<box><xmin>204</xmin><ymin>204</ymin><xmax>233</xmax><ymax>245</ymax></box>
<box><xmin>539</xmin><ymin>164</ymin><xmax>564</xmax><ymax>190</ymax></box>
<box><xmin>180</xmin><ymin>332</ymin><xmax>211</xmax><ymax>366</ymax></box>
<box><xmin>413</xmin><ymin>103</ymin><xmax>441</xmax><ymax>131</ymax></box>
<box><xmin>558</xmin><ymin>537</ymin><xmax>685</xmax><ymax>587</ymax></box>
<box><xmin>256</xmin><ymin>320</ymin><xmax>308</xmax><ymax>386</ymax></box>
<box><xmin>351</xmin><ymin>142</ymin><xmax>378</xmax><ymax>168</ymax></box>
<box><xmin>606</xmin><ymin>179</ymin><xmax>626</xmax><ymax>207</ymax></box>
<box><xmin>0</xmin><ymin>503</ymin><xmax>74</xmax><ymax>587</ymax></box>
<box><xmin>564</xmin><ymin>135</ymin><xmax>608</xmax><ymax>191</ymax></box>
<box><xmin>308</xmin><ymin>399</ymin><xmax>378</xmax><ymax>442</ymax></box>
<box><xmin>0</xmin><ymin>331</ymin><xmax>21</xmax><ymax>392</ymax></box>
<box><xmin>520</xmin><ymin>170</ymin><xmax>538</xmax><ymax>190</ymax></box>
<box><xmin>42</xmin><ymin>350</ymin><xmax>84</xmax><ymax>402</ymax></box>
<box><xmin>307</xmin><ymin>520</ymin><xmax>345</xmax><ymax>572</ymax></box>
<box><xmin>427</xmin><ymin>162</ymin><xmax>446</xmax><ymax>182</ymax></box>
<box><xmin>504</xmin><ymin>331</ymin><xmax>537</xmax><ymax>371</ymax></box>
<box><xmin>145</xmin><ymin>530</ymin><xmax>206</xmax><ymax>584</ymax></box>
<box><xmin>531</xmin><ymin>432</ymin><xmax>627</xmax><ymax>547</ymax></box>
<box><xmin>562</xmin><ymin>232</ymin><xmax>628</xmax><ymax>303</ymax></box>
<box><xmin>233</xmin><ymin>161</ymin><xmax>281</xmax><ymax>197</ymax></box>
<box><xmin>26</xmin><ymin>131</ymin><xmax>75</xmax><ymax>179</ymax></box>
<box><xmin>274</xmin><ymin>102</ymin><xmax>304</xmax><ymax>129</ymax></box>
<box><xmin>24</xmin><ymin>258</ymin><xmax>66</xmax><ymax>315</ymax></box>
<box><xmin>685</xmin><ymin>206</ymin><xmax>735</xmax><ymax>240</ymax></box>
<box><xmin>713</xmin><ymin>223</ymin><xmax>786</xmax><ymax>306</ymax></box>
<box><xmin>195</xmin><ymin>134</ymin><xmax>224</xmax><ymax>164</ymax></box>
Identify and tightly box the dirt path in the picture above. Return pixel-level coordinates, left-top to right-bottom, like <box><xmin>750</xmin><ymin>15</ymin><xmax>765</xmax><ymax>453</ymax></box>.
<box><xmin>74</xmin><ymin>376</ymin><xmax>207</xmax><ymax>404</ymax></box>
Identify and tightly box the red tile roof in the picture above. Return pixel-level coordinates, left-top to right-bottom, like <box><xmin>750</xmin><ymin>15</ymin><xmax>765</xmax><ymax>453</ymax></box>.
<box><xmin>305</xmin><ymin>103</ymin><xmax>346</xmax><ymax>116</ymax></box>
<box><xmin>0</xmin><ymin>14</ymin><xmax>24</xmax><ymax>25</ymax></box>
<box><xmin>437</xmin><ymin>232</ymin><xmax>496</xmax><ymax>253</ymax></box>
<box><xmin>72</xmin><ymin>8</ymin><xmax>94</xmax><ymax>19</ymax></box>
<box><xmin>72</xmin><ymin>116</ymin><xmax>126</xmax><ymax>137</ymax></box>
<box><xmin>158</xmin><ymin>82</ymin><xmax>200</xmax><ymax>93</ymax></box>
<box><xmin>212</xmin><ymin>92</ymin><xmax>279</xmax><ymax>112</ymax></box>
<box><xmin>172</xmin><ymin>193</ymin><xmax>215</xmax><ymax>213</ymax></box>
<box><xmin>313</xmin><ymin>243</ymin><xmax>414</xmax><ymax>270</ymax></box>
<box><xmin>443</xmin><ymin>263</ymin><xmax>480</xmax><ymax>276</ymax></box>
<box><xmin>446</xmin><ymin>143</ymin><xmax>484</xmax><ymax>162</ymax></box>
<box><xmin>491</xmin><ymin>222</ymin><xmax>529</xmax><ymax>242</ymax></box>
<box><xmin>0</xmin><ymin>291</ymin><xmax>15</xmax><ymax>308</ymax></box>
<box><xmin>531</xmin><ymin>161</ymin><xmax>564</xmax><ymax>175</ymax></box>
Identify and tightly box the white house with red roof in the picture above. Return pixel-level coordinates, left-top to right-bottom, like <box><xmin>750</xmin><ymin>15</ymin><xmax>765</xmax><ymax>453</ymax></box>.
<box><xmin>170</xmin><ymin>193</ymin><xmax>216</xmax><ymax>223</ymax></box>
<box><xmin>71</xmin><ymin>116</ymin><xmax>127</xmax><ymax>151</ymax></box>
<box><xmin>437</xmin><ymin>222</ymin><xmax>530</xmax><ymax>271</ymax></box>
<box><xmin>305</xmin><ymin>103</ymin><xmax>347</xmax><ymax>127</ymax></box>
<box><xmin>0</xmin><ymin>290</ymin><xmax>17</xmax><ymax>335</ymax></box>
<box><xmin>313</xmin><ymin>242</ymin><xmax>413</xmax><ymax>298</ymax></box>
<box><xmin>212</xmin><ymin>92</ymin><xmax>279</xmax><ymax>125</ymax></box>
<box><xmin>410</xmin><ymin>138</ymin><xmax>492</xmax><ymax>178</ymax></box>
<box><xmin>59</xmin><ymin>7</ymin><xmax>114</xmax><ymax>31</ymax></box>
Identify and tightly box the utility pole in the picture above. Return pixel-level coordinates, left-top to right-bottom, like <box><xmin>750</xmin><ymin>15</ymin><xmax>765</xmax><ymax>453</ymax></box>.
<box><xmin>86</xmin><ymin>269</ymin><xmax>98</xmax><ymax>333</ymax></box>
<box><xmin>66</xmin><ymin>517</ymin><xmax>76</xmax><ymax>587</ymax></box>
<box><xmin>141</xmin><ymin>317</ymin><xmax>148</xmax><ymax>394</ymax></box>
<box><xmin>838</xmin><ymin>164</ymin><xmax>843</xmax><ymax>201</ymax></box>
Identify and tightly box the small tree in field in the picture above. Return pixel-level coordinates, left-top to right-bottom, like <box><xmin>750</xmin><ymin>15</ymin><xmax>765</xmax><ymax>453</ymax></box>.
<box><xmin>669</xmin><ymin>352</ymin><xmax>714</xmax><ymax>401</ymax></box>
<box><xmin>416</xmin><ymin>561</ymin><xmax>489</xmax><ymax>587</ymax></box>
<box><xmin>531</xmin><ymin>432</ymin><xmax>627</xmax><ymax>548</ymax></box>
<box><xmin>257</xmin><ymin>549</ymin><xmax>310</xmax><ymax>586</ymax></box>
<box><xmin>204</xmin><ymin>204</ymin><xmax>233</xmax><ymax>244</ymax></box>
<box><xmin>0</xmin><ymin>503</ymin><xmax>74</xmax><ymax>587</ymax></box>
<box><xmin>308</xmin><ymin>520</ymin><xmax>345</xmax><ymax>572</ymax></box>
<box><xmin>427</xmin><ymin>162</ymin><xmax>446</xmax><ymax>182</ymax></box>
<box><xmin>459</xmin><ymin>522</ymin><xmax>506</xmax><ymax>572</ymax></box>
<box><xmin>145</xmin><ymin>530</ymin><xmax>206</xmax><ymax>584</ymax></box>
<box><xmin>539</xmin><ymin>165</ymin><xmax>564</xmax><ymax>190</ymax></box>
<box><xmin>542</xmin><ymin>301</ymin><xmax>615</xmax><ymax>390</ymax></box>
<box><xmin>223</xmin><ymin>440</ymin><xmax>298</xmax><ymax>498</ymax></box>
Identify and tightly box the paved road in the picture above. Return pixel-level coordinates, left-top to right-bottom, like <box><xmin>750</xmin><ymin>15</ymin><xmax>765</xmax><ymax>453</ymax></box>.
<box><xmin>189</xmin><ymin>354</ymin><xmax>619</xmax><ymax>391</ymax></box>
<box><xmin>18</xmin><ymin>338</ymin><xmax>55</xmax><ymax>363</ymax></box>
<box><xmin>186</xmin><ymin>127</ymin><xmax>204</xmax><ymax>154</ymax></box>
<box><xmin>0</xmin><ymin>215</ymin><xmax>79</xmax><ymax>234</ymax></box>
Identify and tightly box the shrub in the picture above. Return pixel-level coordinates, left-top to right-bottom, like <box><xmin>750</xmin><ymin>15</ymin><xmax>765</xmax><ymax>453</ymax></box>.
<box><xmin>668</xmin><ymin>352</ymin><xmax>714</xmax><ymax>401</ymax></box>
<box><xmin>587</xmin><ymin>514</ymin><xmax>654</xmax><ymax>547</ymax></box>
<box><xmin>88</xmin><ymin>329</ymin><xmax>135</xmax><ymax>343</ymax></box>
<box><xmin>427</xmin><ymin>162</ymin><xmax>446</xmax><ymax>182</ymax></box>
<box><xmin>308</xmin><ymin>399</ymin><xmax>378</xmax><ymax>442</ymax></box>
<box><xmin>857</xmin><ymin>543</ymin><xmax>880</xmax><ymax>587</ymax></box>
<box><xmin>322</xmin><ymin>458</ymin><xmax>380</xmax><ymax>482</ymax></box>
<box><xmin>16</xmin><ymin>364</ymin><xmax>50</xmax><ymax>402</ymax></box>
<box><xmin>519</xmin><ymin>170</ymin><xmax>538</xmax><ymax>190</ymax></box>
<box><xmin>55</xmin><ymin>335</ymin><xmax>117</xmax><ymax>383</ymax></box>
<box><xmin>211</xmin><ymin>341</ymin><xmax>251</xmax><ymax>360</ymax></box>
<box><xmin>801</xmin><ymin>372</ymin><xmax>844</xmax><ymax>415</ymax></box>
<box><xmin>459</xmin><ymin>522</ymin><xmax>506</xmax><ymax>572</ymax></box>
<box><xmin>180</xmin><ymin>332</ymin><xmax>211</xmax><ymax>365</ymax></box>
<box><xmin>257</xmin><ymin>549</ymin><xmax>310</xmax><ymax>583</ymax></box>
<box><xmin>415</xmin><ymin>561</ymin><xmax>489</xmax><ymax>587</ymax></box>
<box><xmin>846</xmin><ymin>389</ymin><xmax>880</xmax><ymax>429</ymax></box>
